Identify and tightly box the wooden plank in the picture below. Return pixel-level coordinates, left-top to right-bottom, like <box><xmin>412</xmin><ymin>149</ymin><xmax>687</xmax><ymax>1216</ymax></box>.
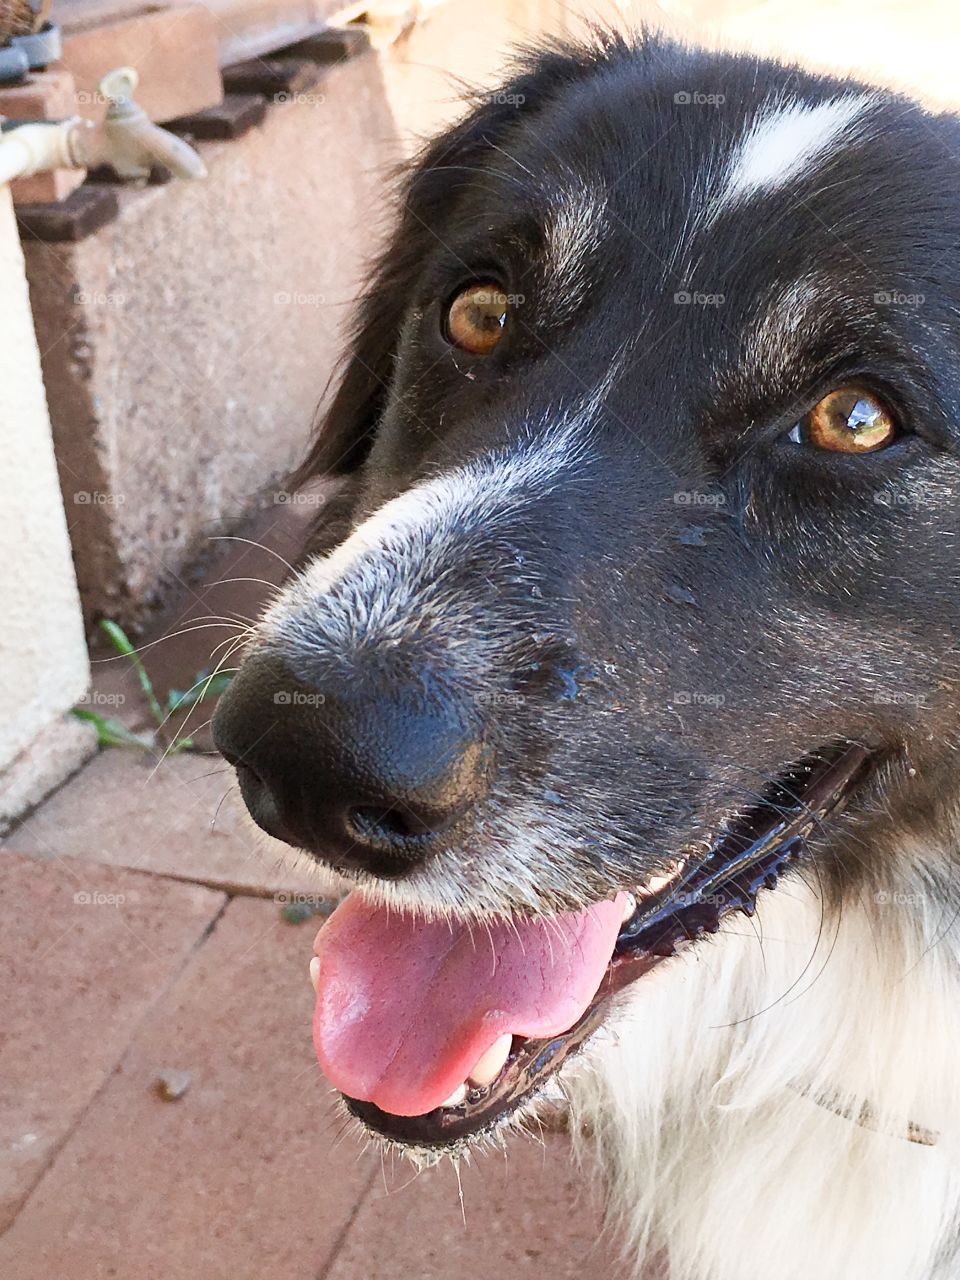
<box><xmin>15</xmin><ymin>184</ymin><xmax>119</xmax><ymax>241</ymax></box>
<box><xmin>168</xmin><ymin>93</ymin><xmax>266</xmax><ymax>140</ymax></box>
<box><xmin>283</xmin><ymin>24</ymin><xmax>370</xmax><ymax>61</ymax></box>
<box><xmin>221</xmin><ymin>55</ymin><xmax>324</xmax><ymax>98</ymax></box>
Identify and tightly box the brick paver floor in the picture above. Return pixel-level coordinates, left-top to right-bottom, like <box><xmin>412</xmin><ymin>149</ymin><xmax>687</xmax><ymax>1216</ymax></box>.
<box><xmin>1</xmin><ymin>751</ymin><xmax>627</xmax><ymax>1280</ymax></box>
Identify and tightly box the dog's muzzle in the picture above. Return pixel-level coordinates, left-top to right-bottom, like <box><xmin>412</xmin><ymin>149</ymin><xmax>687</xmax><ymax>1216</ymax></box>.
<box><xmin>212</xmin><ymin>649</ymin><xmax>492</xmax><ymax>879</ymax></box>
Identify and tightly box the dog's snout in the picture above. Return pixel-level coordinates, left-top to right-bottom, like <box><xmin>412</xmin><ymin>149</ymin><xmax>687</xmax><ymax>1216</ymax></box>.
<box><xmin>212</xmin><ymin>651</ymin><xmax>491</xmax><ymax>877</ymax></box>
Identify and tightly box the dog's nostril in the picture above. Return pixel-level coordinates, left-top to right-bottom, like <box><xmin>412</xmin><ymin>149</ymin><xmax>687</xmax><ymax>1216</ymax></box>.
<box><xmin>234</xmin><ymin>759</ymin><xmax>269</xmax><ymax>799</ymax></box>
<box><xmin>233</xmin><ymin>761</ymin><xmax>291</xmax><ymax>843</ymax></box>
<box><xmin>347</xmin><ymin>805</ymin><xmax>433</xmax><ymax>846</ymax></box>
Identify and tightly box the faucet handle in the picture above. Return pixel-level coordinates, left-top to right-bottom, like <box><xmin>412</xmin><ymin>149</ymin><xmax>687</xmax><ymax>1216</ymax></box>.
<box><xmin>98</xmin><ymin>66</ymin><xmax>139</xmax><ymax>106</ymax></box>
<box><xmin>74</xmin><ymin>64</ymin><xmax>207</xmax><ymax>181</ymax></box>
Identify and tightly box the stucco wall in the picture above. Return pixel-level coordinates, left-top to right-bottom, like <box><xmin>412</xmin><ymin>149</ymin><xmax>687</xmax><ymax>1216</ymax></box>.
<box><xmin>0</xmin><ymin>184</ymin><xmax>90</xmax><ymax>775</ymax></box>
<box><xmin>22</xmin><ymin>0</ymin><xmax>573</xmax><ymax>632</ymax></box>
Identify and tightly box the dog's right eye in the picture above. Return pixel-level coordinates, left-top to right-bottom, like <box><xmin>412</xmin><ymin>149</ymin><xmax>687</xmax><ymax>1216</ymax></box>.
<box><xmin>788</xmin><ymin>387</ymin><xmax>899</xmax><ymax>454</ymax></box>
<box><xmin>443</xmin><ymin>282</ymin><xmax>510</xmax><ymax>354</ymax></box>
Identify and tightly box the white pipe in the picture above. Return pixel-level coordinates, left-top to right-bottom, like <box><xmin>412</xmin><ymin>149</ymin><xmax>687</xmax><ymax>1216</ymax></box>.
<box><xmin>0</xmin><ymin>119</ymin><xmax>80</xmax><ymax>187</ymax></box>
<box><xmin>0</xmin><ymin>67</ymin><xmax>206</xmax><ymax>189</ymax></box>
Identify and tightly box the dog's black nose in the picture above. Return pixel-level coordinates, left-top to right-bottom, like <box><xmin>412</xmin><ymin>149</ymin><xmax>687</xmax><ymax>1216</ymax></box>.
<box><xmin>212</xmin><ymin>652</ymin><xmax>491</xmax><ymax>877</ymax></box>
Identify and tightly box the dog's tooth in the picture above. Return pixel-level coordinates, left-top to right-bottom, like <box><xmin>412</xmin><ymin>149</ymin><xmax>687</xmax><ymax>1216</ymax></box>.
<box><xmin>467</xmin><ymin>1033</ymin><xmax>513</xmax><ymax>1087</ymax></box>
<box><xmin>309</xmin><ymin>956</ymin><xmax>321</xmax><ymax>994</ymax></box>
<box><xmin>640</xmin><ymin>859</ymin><xmax>686</xmax><ymax>897</ymax></box>
<box><xmin>441</xmin><ymin>1083</ymin><xmax>467</xmax><ymax>1108</ymax></box>
<box><xmin>620</xmin><ymin>892</ymin><xmax>637</xmax><ymax>923</ymax></box>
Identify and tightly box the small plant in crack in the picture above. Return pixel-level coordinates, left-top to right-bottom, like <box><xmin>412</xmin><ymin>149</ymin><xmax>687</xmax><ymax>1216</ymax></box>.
<box><xmin>72</xmin><ymin>620</ymin><xmax>232</xmax><ymax>754</ymax></box>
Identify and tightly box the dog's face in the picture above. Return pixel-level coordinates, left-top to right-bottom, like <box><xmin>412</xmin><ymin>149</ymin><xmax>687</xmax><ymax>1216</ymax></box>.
<box><xmin>214</xmin><ymin>35</ymin><xmax>960</xmax><ymax>1151</ymax></box>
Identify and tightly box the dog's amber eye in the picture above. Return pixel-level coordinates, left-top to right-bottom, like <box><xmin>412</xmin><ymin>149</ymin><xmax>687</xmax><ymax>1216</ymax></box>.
<box><xmin>443</xmin><ymin>283</ymin><xmax>510</xmax><ymax>354</ymax></box>
<box><xmin>790</xmin><ymin>387</ymin><xmax>898</xmax><ymax>454</ymax></box>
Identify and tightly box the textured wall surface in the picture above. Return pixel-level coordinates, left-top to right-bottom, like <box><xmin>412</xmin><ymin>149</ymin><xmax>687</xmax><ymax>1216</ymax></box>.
<box><xmin>24</xmin><ymin>50</ymin><xmax>400</xmax><ymax>629</ymax></box>
<box><xmin>0</xmin><ymin>186</ymin><xmax>90</xmax><ymax>775</ymax></box>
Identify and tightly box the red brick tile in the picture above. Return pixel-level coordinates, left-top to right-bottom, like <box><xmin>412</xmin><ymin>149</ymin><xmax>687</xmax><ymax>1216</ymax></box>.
<box><xmin>0</xmin><ymin>853</ymin><xmax>225</xmax><ymax>1231</ymax></box>
<box><xmin>325</xmin><ymin>1134</ymin><xmax>627</xmax><ymax>1280</ymax></box>
<box><xmin>0</xmin><ymin>896</ymin><xmax>375</xmax><ymax>1279</ymax></box>
<box><xmin>4</xmin><ymin>749</ymin><xmax>332</xmax><ymax>898</ymax></box>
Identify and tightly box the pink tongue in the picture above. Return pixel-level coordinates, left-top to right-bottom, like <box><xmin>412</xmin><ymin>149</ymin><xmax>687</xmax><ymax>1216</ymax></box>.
<box><xmin>312</xmin><ymin>891</ymin><xmax>627</xmax><ymax>1117</ymax></box>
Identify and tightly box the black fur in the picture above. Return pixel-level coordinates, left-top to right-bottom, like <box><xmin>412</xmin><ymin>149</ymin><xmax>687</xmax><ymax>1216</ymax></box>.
<box><xmin>219</xmin><ymin>31</ymin><xmax>960</xmax><ymax>917</ymax></box>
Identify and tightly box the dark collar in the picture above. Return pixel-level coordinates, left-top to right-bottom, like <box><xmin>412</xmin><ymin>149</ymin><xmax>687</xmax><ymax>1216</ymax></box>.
<box><xmin>792</xmin><ymin>1082</ymin><xmax>938</xmax><ymax>1147</ymax></box>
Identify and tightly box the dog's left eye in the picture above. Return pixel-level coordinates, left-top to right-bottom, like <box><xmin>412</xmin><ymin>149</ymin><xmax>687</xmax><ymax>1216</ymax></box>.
<box><xmin>442</xmin><ymin>282</ymin><xmax>510</xmax><ymax>354</ymax></box>
<box><xmin>788</xmin><ymin>387</ymin><xmax>898</xmax><ymax>454</ymax></box>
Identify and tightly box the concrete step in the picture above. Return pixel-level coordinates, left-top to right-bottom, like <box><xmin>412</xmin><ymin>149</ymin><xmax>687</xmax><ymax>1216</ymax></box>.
<box><xmin>4</xmin><ymin>748</ymin><xmax>336</xmax><ymax>899</ymax></box>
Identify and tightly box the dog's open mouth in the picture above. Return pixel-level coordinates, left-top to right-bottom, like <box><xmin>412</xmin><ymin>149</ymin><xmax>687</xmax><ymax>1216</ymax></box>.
<box><xmin>312</xmin><ymin>743</ymin><xmax>872</xmax><ymax>1149</ymax></box>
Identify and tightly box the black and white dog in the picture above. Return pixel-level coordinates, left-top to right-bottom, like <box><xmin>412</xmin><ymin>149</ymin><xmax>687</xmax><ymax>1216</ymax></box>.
<box><xmin>213</xmin><ymin>31</ymin><xmax>960</xmax><ymax>1280</ymax></box>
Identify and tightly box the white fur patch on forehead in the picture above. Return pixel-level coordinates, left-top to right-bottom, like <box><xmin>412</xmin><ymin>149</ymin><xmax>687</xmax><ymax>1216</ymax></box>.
<box><xmin>743</xmin><ymin>272</ymin><xmax>829</xmax><ymax>382</ymax></box>
<box><xmin>714</xmin><ymin>93</ymin><xmax>877</xmax><ymax>217</ymax></box>
<box><xmin>542</xmin><ymin>177</ymin><xmax>607</xmax><ymax>315</ymax></box>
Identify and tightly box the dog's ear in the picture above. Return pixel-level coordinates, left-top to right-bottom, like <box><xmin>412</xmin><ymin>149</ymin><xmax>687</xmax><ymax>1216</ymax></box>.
<box><xmin>289</xmin><ymin>32</ymin><xmax>636</xmax><ymax>486</ymax></box>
